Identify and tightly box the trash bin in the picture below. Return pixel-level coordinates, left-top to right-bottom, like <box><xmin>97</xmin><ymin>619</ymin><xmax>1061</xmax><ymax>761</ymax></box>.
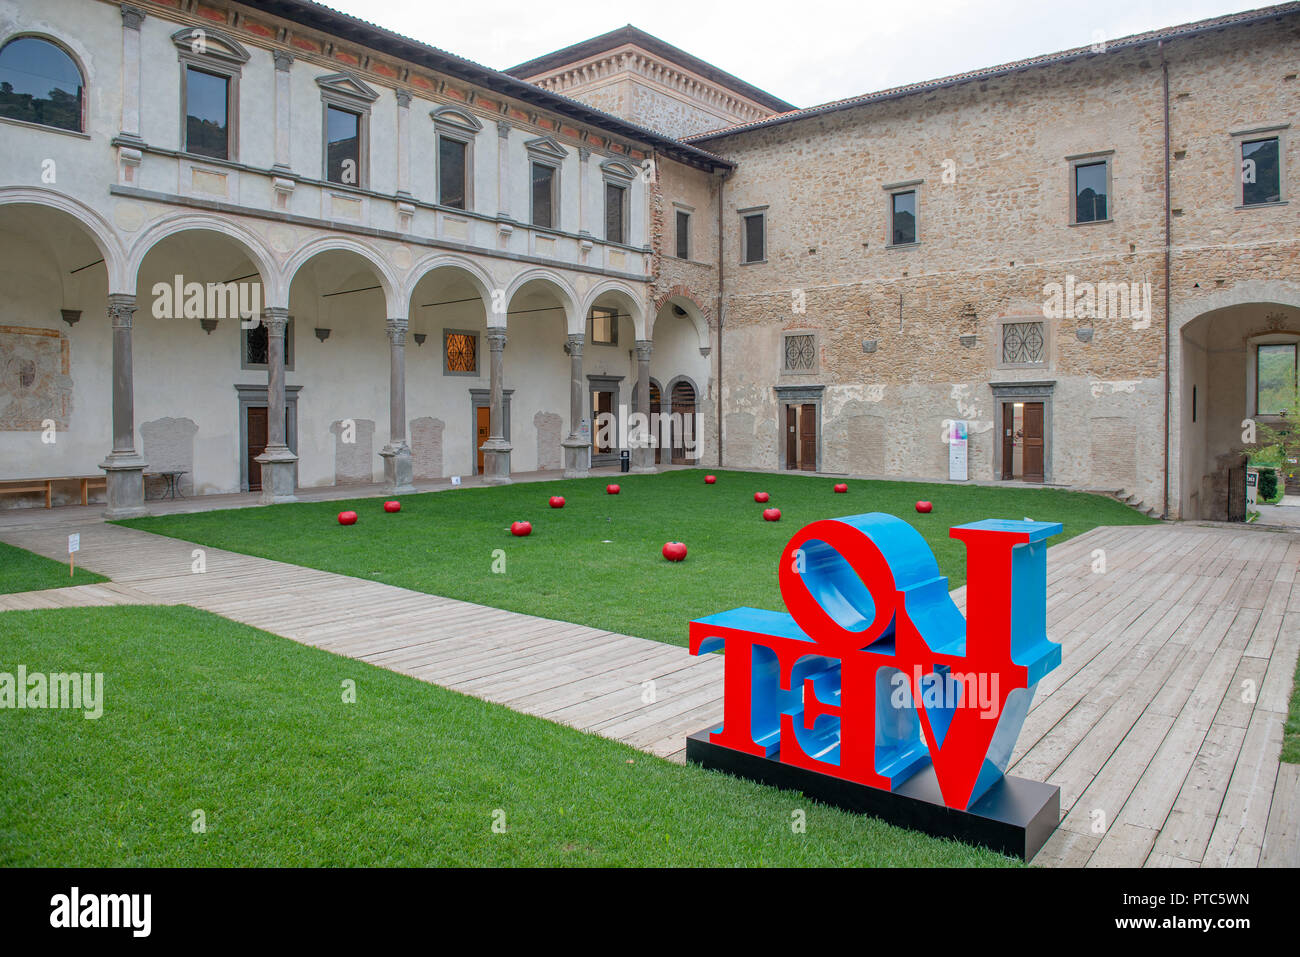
<box><xmin>620</xmin><ymin>450</ymin><xmax>630</xmax><ymax>473</ymax></box>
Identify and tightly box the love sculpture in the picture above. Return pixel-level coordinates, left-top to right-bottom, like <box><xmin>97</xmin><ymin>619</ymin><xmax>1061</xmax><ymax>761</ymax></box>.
<box><xmin>686</xmin><ymin>512</ymin><xmax>1063</xmax><ymax>860</ymax></box>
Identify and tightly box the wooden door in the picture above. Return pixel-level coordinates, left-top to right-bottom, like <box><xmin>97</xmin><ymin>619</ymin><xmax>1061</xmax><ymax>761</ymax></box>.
<box><xmin>1022</xmin><ymin>402</ymin><xmax>1044</xmax><ymax>482</ymax></box>
<box><xmin>592</xmin><ymin>391</ymin><xmax>614</xmax><ymax>455</ymax></box>
<box><xmin>247</xmin><ymin>406</ymin><xmax>268</xmax><ymax>491</ymax></box>
<box><xmin>650</xmin><ymin>382</ymin><xmax>661</xmax><ymax>465</ymax></box>
<box><xmin>475</xmin><ymin>406</ymin><xmax>490</xmax><ymax>474</ymax></box>
<box><xmin>785</xmin><ymin>405</ymin><xmax>798</xmax><ymax>469</ymax></box>
<box><xmin>670</xmin><ymin>381</ymin><xmax>696</xmax><ymax>464</ymax></box>
<box><xmin>799</xmin><ymin>404</ymin><xmax>817</xmax><ymax>471</ymax></box>
<box><xmin>1001</xmin><ymin>402</ymin><xmax>1015</xmax><ymax>480</ymax></box>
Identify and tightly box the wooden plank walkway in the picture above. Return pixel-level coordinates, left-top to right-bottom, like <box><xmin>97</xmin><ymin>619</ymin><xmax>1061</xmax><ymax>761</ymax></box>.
<box><xmin>0</xmin><ymin>515</ymin><xmax>1297</xmax><ymax>868</ymax></box>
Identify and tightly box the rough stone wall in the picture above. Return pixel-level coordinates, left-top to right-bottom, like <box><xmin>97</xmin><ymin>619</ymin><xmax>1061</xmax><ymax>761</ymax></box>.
<box><xmin>699</xmin><ymin>19</ymin><xmax>1300</xmax><ymax>509</ymax></box>
<box><xmin>410</xmin><ymin>416</ymin><xmax>444</xmax><ymax>481</ymax></box>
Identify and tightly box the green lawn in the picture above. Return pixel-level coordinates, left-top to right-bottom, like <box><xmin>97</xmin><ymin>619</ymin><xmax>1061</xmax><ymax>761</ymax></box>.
<box><xmin>1285</xmin><ymin>650</ymin><xmax>1300</xmax><ymax>764</ymax></box>
<box><xmin>118</xmin><ymin>469</ymin><xmax>1158</xmax><ymax>646</ymax></box>
<box><xmin>0</xmin><ymin>605</ymin><xmax>1014</xmax><ymax>866</ymax></box>
<box><xmin>0</xmin><ymin>540</ymin><xmax>108</xmax><ymax>595</ymax></box>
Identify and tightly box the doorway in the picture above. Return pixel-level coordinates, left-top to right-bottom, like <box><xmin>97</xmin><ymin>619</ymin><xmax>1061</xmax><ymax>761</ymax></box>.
<box><xmin>1000</xmin><ymin>400</ymin><xmax>1044</xmax><ymax>482</ymax></box>
<box><xmin>236</xmin><ymin>384</ymin><xmax>300</xmax><ymax>493</ymax></box>
<box><xmin>475</xmin><ymin>406</ymin><xmax>490</xmax><ymax>475</ymax></box>
<box><xmin>246</xmin><ymin>407</ymin><xmax>267</xmax><ymax>491</ymax></box>
<box><xmin>784</xmin><ymin>403</ymin><xmax>817</xmax><ymax>471</ymax></box>
<box><xmin>669</xmin><ymin>380</ymin><xmax>697</xmax><ymax>464</ymax></box>
<box><xmin>586</xmin><ymin>374</ymin><xmax>623</xmax><ymax>468</ymax></box>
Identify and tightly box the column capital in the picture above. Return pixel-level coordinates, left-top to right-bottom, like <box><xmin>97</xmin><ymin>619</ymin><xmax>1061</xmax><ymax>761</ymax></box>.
<box><xmin>385</xmin><ymin>317</ymin><xmax>408</xmax><ymax>344</ymax></box>
<box><xmin>273</xmin><ymin>49</ymin><xmax>294</xmax><ymax>72</ymax></box>
<box><xmin>579</xmin><ymin>147</ymin><xmax>591</xmax><ymax>163</ymax></box>
<box><xmin>395</xmin><ymin>89</ymin><xmax>412</xmax><ymax>108</ymax></box>
<box><xmin>262</xmin><ymin>306</ymin><xmax>290</xmax><ymax>335</ymax></box>
<box><xmin>107</xmin><ymin>294</ymin><xmax>136</xmax><ymax>328</ymax></box>
<box><xmin>121</xmin><ymin>4</ymin><xmax>145</xmax><ymax>29</ymax></box>
<box><xmin>635</xmin><ymin>339</ymin><xmax>653</xmax><ymax>361</ymax></box>
<box><xmin>497</xmin><ymin>119</ymin><xmax>512</xmax><ymax>139</ymax></box>
<box><xmin>487</xmin><ymin>329</ymin><xmax>508</xmax><ymax>351</ymax></box>
<box><xmin>565</xmin><ymin>333</ymin><xmax>585</xmax><ymax>357</ymax></box>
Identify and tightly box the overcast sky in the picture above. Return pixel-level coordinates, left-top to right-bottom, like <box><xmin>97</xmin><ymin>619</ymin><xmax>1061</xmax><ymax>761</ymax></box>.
<box><xmin>315</xmin><ymin>0</ymin><xmax>1266</xmax><ymax>107</ymax></box>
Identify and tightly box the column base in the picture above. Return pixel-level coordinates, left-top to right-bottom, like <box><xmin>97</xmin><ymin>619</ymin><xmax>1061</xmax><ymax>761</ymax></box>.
<box><xmin>630</xmin><ymin>447</ymin><xmax>658</xmax><ymax>474</ymax></box>
<box><xmin>99</xmin><ymin>452</ymin><xmax>149</xmax><ymax>519</ymax></box>
<box><xmin>562</xmin><ymin>436</ymin><xmax>590</xmax><ymax>479</ymax></box>
<box><xmin>380</xmin><ymin>443</ymin><xmax>416</xmax><ymax>494</ymax></box>
<box><xmin>255</xmin><ymin>446</ymin><xmax>299</xmax><ymax>504</ymax></box>
<box><xmin>480</xmin><ymin>438</ymin><xmax>512</xmax><ymax>485</ymax></box>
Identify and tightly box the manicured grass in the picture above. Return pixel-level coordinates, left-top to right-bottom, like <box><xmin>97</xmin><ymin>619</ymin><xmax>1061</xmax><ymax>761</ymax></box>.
<box><xmin>0</xmin><ymin>540</ymin><xmax>108</xmax><ymax>595</ymax></box>
<box><xmin>118</xmin><ymin>469</ymin><xmax>1157</xmax><ymax>646</ymax></box>
<box><xmin>1284</xmin><ymin>649</ymin><xmax>1300</xmax><ymax>764</ymax></box>
<box><xmin>0</xmin><ymin>605</ymin><xmax>1014</xmax><ymax>866</ymax></box>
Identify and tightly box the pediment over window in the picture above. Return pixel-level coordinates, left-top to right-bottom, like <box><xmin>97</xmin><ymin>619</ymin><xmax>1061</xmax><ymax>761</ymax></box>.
<box><xmin>601</xmin><ymin>159</ymin><xmax>637</xmax><ymax>182</ymax></box>
<box><xmin>524</xmin><ymin>135</ymin><xmax>568</xmax><ymax>161</ymax></box>
<box><xmin>431</xmin><ymin>106</ymin><xmax>483</xmax><ymax>134</ymax></box>
<box><xmin>315</xmin><ymin>72</ymin><xmax>379</xmax><ymax>104</ymax></box>
<box><xmin>171</xmin><ymin>26</ymin><xmax>249</xmax><ymax>65</ymax></box>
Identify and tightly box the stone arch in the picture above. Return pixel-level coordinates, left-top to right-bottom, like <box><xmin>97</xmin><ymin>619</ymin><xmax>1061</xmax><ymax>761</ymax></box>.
<box><xmin>502</xmin><ymin>267</ymin><xmax>580</xmax><ymax>330</ymax></box>
<box><xmin>0</xmin><ymin>187</ymin><xmax>128</xmax><ymax>292</ymax></box>
<box><xmin>128</xmin><ymin>213</ymin><xmax>281</xmax><ymax>305</ymax></box>
<box><xmin>403</xmin><ymin>252</ymin><xmax>494</xmax><ymax>313</ymax></box>
<box><xmin>652</xmin><ymin>288</ymin><xmax>711</xmax><ymax>353</ymax></box>
<box><xmin>583</xmin><ymin>278</ymin><xmax>646</xmax><ymax>339</ymax></box>
<box><xmin>283</xmin><ymin>235</ymin><xmax>401</xmax><ymax>316</ymax></box>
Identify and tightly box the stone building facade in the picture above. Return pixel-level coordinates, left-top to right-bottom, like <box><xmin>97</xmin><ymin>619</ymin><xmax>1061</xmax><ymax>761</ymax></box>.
<box><xmin>3</xmin><ymin>0</ymin><xmax>1299</xmax><ymax>522</ymax></box>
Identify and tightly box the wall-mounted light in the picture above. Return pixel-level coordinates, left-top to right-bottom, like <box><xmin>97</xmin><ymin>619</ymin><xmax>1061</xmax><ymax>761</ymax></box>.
<box><xmin>1076</xmin><ymin>326</ymin><xmax>1094</xmax><ymax>343</ymax></box>
<box><xmin>862</xmin><ymin>339</ymin><xmax>877</xmax><ymax>354</ymax></box>
<box><xmin>199</xmin><ymin>318</ymin><xmax>218</xmax><ymax>335</ymax></box>
<box><xmin>959</xmin><ymin>334</ymin><xmax>977</xmax><ymax>348</ymax></box>
<box><xmin>314</xmin><ymin>327</ymin><xmax>331</xmax><ymax>343</ymax></box>
<box><xmin>413</xmin><ymin>333</ymin><xmax>427</xmax><ymax>347</ymax></box>
<box><xmin>60</xmin><ymin>309</ymin><xmax>81</xmax><ymax>328</ymax></box>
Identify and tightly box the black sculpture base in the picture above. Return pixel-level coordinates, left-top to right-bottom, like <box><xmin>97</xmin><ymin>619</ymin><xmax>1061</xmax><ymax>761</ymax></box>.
<box><xmin>686</xmin><ymin>729</ymin><xmax>1059</xmax><ymax>861</ymax></box>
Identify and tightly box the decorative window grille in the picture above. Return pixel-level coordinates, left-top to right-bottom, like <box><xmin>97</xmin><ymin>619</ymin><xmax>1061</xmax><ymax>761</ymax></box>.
<box><xmin>784</xmin><ymin>334</ymin><xmax>816</xmax><ymax>371</ymax></box>
<box><xmin>445</xmin><ymin>331</ymin><xmax>477</xmax><ymax>373</ymax></box>
<box><xmin>1002</xmin><ymin>322</ymin><xmax>1045</xmax><ymax>364</ymax></box>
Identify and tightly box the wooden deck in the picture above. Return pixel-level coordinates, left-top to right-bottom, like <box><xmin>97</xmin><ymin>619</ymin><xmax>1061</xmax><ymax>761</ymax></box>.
<box><xmin>0</xmin><ymin>515</ymin><xmax>1296</xmax><ymax>867</ymax></box>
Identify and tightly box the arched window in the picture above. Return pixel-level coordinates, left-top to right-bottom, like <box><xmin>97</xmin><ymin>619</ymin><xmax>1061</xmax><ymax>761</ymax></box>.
<box><xmin>0</xmin><ymin>36</ymin><xmax>84</xmax><ymax>132</ymax></box>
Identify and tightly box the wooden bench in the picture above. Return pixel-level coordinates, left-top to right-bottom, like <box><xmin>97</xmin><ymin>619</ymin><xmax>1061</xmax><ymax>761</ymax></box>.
<box><xmin>0</xmin><ymin>475</ymin><xmax>108</xmax><ymax>508</ymax></box>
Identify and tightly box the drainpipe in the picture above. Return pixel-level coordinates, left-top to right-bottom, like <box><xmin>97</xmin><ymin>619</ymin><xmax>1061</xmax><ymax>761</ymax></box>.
<box><xmin>1161</xmin><ymin>41</ymin><xmax>1172</xmax><ymax>519</ymax></box>
<box><xmin>716</xmin><ymin>167</ymin><xmax>726</xmax><ymax>468</ymax></box>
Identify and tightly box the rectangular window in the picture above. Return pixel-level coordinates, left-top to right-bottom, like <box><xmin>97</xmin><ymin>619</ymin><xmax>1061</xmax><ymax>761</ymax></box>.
<box><xmin>443</xmin><ymin>330</ymin><xmax>478</xmax><ymax>375</ymax></box>
<box><xmin>742</xmin><ymin>212</ymin><xmax>765</xmax><ymax>263</ymax></box>
<box><xmin>675</xmin><ymin>210</ymin><xmax>690</xmax><ymax>260</ymax></box>
<box><xmin>1242</xmin><ymin>137</ymin><xmax>1281</xmax><ymax>206</ymax></box>
<box><xmin>439</xmin><ymin>136</ymin><xmax>468</xmax><ymax>210</ymax></box>
<box><xmin>242</xmin><ymin>319</ymin><xmax>293</xmax><ymax>369</ymax></box>
<box><xmin>783</xmin><ymin>334</ymin><xmax>816</xmax><ymax>372</ymax></box>
<box><xmin>325</xmin><ymin>105</ymin><xmax>361</xmax><ymax>186</ymax></box>
<box><xmin>184</xmin><ymin>66</ymin><xmax>229</xmax><ymax>159</ymax></box>
<box><xmin>1073</xmin><ymin>160</ymin><xmax>1109</xmax><ymax>223</ymax></box>
<box><xmin>531</xmin><ymin>162</ymin><xmax>556</xmax><ymax>229</ymax></box>
<box><xmin>1257</xmin><ymin>343</ymin><xmax>1297</xmax><ymax>415</ymax></box>
<box><xmin>605</xmin><ymin>182</ymin><xmax>626</xmax><ymax>244</ymax></box>
<box><xmin>590</xmin><ymin>307</ymin><xmax>617</xmax><ymax>345</ymax></box>
<box><xmin>891</xmin><ymin>190</ymin><xmax>917</xmax><ymax>245</ymax></box>
<box><xmin>1002</xmin><ymin>321</ymin><xmax>1046</xmax><ymax>365</ymax></box>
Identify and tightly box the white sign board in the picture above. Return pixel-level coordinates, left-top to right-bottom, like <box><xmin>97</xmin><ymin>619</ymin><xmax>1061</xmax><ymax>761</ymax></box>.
<box><xmin>948</xmin><ymin>420</ymin><xmax>969</xmax><ymax>482</ymax></box>
<box><xmin>1246</xmin><ymin>468</ymin><xmax>1258</xmax><ymax>506</ymax></box>
<box><xmin>68</xmin><ymin>533</ymin><xmax>80</xmax><ymax>554</ymax></box>
<box><xmin>450</xmin><ymin>475</ymin><xmax>461</xmax><ymax>486</ymax></box>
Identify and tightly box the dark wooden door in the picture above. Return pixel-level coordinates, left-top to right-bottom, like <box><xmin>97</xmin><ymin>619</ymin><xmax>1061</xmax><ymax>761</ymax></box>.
<box><xmin>247</xmin><ymin>406</ymin><xmax>268</xmax><ymax>491</ymax></box>
<box><xmin>785</xmin><ymin>405</ymin><xmax>798</xmax><ymax>469</ymax></box>
<box><xmin>670</xmin><ymin>381</ymin><xmax>695</xmax><ymax>464</ymax></box>
<box><xmin>799</xmin><ymin>404</ymin><xmax>817</xmax><ymax>471</ymax></box>
<box><xmin>475</xmin><ymin>406</ymin><xmax>490</xmax><ymax>474</ymax></box>
<box><xmin>1001</xmin><ymin>402</ymin><xmax>1015</xmax><ymax>480</ymax></box>
<box><xmin>1022</xmin><ymin>402</ymin><xmax>1044</xmax><ymax>482</ymax></box>
<box><xmin>650</xmin><ymin>382</ymin><xmax>661</xmax><ymax>464</ymax></box>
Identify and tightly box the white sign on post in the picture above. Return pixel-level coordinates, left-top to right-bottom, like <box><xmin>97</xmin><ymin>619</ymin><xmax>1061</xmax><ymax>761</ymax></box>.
<box><xmin>450</xmin><ymin>475</ymin><xmax>461</xmax><ymax>486</ymax></box>
<box><xmin>68</xmin><ymin>533</ymin><xmax>80</xmax><ymax>554</ymax></box>
<box><xmin>948</xmin><ymin>420</ymin><xmax>969</xmax><ymax>482</ymax></box>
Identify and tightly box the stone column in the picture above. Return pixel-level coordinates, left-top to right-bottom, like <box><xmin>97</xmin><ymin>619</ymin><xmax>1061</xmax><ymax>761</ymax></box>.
<box><xmin>272</xmin><ymin>51</ymin><xmax>293</xmax><ymax>170</ymax></box>
<box><xmin>562</xmin><ymin>333</ymin><xmax>589</xmax><ymax>478</ymax></box>
<box><xmin>496</xmin><ymin>121</ymin><xmax>512</xmax><ymax>219</ymax></box>
<box><xmin>255</xmin><ymin>308</ymin><xmax>298</xmax><ymax>503</ymax></box>
<box><xmin>380</xmin><ymin>317</ymin><xmax>415</xmax><ymax>493</ymax></box>
<box><xmin>481</xmin><ymin>329</ymin><xmax>512</xmax><ymax>484</ymax></box>
<box><xmin>394</xmin><ymin>90</ymin><xmax>411</xmax><ymax>197</ymax></box>
<box><xmin>118</xmin><ymin>6</ymin><xmax>145</xmax><ymax>144</ymax></box>
<box><xmin>631</xmin><ymin>338</ymin><xmax>656</xmax><ymax>473</ymax></box>
<box><xmin>100</xmin><ymin>294</ymin><xmax>148</xmax><ymax>518</ymax></box>
<box><xmin>578</xmin><ymin>148</ymin><xmax>591</xmax><ymax>236</ymax></box>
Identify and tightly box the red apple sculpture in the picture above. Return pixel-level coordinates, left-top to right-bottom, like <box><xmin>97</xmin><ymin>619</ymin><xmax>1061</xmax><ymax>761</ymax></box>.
<box><xmin>510</xmin><ymin>521</ymin><xmax>532</xmax><ymax>536</ymax></box>
<box><xmin>763</xmin><ymin>507</ymin><xmax>781</xmax><ymax>522</ymax></box>
<box><xmin>704</xmin><ymin>475</ymin><xmax>717</xmax><ymax>484</ymax></box>
<box><xmin>383</xmin><ymin>500</ymin><xmax>401</xmax><ymax>513</ymax></box>
<box><xmin>834</xmin><ymin>483</ymin><xmax>848</xmax><ymax>493</ymax></box>
<box><xmin>662</xmin><ymin>542</ymin><xmax>688</xmax><ymax>562</ymax></box>
<box><xmin>916</xmin><ymin>501</ymin><xmax>933</xmax><ymax>513</ymax></box>
<box><xmin>607</xmin><ymin>484</ymin><xmax>620</xmax><ymax>495</ymax></box>
<box><xmin>754</xmin><ymin>492</ymin><xmax>770</xmax><ymax>503</ymax></box>
<box><xmin>338</xmin><ymin>510</ymin><xmax>358</xmax><ymax>526</ymax></box>
<box><xmin>549</xmin><ymin>496</ymin><xmax>565</xmax><ymax>508</ymax></box>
